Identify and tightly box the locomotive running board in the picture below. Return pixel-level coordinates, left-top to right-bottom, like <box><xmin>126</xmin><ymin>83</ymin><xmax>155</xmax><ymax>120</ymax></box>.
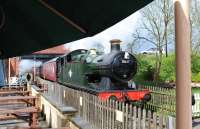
<box><xmin>59</xmin><ymin>82</ymin><xmax>99</xmax><ymax>95</ymax></box>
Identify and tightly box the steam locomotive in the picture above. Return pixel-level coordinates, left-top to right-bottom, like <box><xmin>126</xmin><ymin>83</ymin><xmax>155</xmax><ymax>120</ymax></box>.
<box><xmin>37</xmin><ymin>39</ymin><xmax>151</xmax><ymax>103</ymax></box>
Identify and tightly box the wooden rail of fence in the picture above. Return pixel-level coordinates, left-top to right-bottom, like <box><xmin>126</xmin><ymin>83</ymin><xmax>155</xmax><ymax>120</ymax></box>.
<box><xmin>36</xmin><ymin>78</ymin><xmax>176</xmax><ymax>129</ymax></box>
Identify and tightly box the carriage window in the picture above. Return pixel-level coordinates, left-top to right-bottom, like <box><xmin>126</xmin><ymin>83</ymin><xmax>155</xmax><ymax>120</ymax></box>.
<box><xmin>66</xmin><ymin>54</ymin><xmax>72</xmax><ymax>62</ymax></box>
<box><xmin>61</xmin><ymin>58</ymin><xmax>64</xmax><ymax>65</ymax></box>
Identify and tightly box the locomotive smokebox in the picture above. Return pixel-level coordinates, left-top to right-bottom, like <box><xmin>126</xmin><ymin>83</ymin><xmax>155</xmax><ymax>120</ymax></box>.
<box><xmin>110</xmin><ymin>39</ymin><xmax>121</xmax><ymax>52</ymax></box>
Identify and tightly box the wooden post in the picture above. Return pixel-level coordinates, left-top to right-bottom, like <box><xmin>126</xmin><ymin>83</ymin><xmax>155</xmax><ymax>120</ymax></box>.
<box><xmin>8</xmin><ymin>58</ymin><xmax>10</xmax><ymax>88</ymax></box>
<box><xmin>174</xmin><ymin>0</ymin><xmax>192</xmax><ymax>129</ymax></box>
<box><xmin>33</xmin><ymin>56</ymin><xmax>36</xmax><ymax>82</ymax></box>
<box><xmin>29</xmin><ymin>113</ymin><xmax>37</xmax><ymax>128</ymax></box>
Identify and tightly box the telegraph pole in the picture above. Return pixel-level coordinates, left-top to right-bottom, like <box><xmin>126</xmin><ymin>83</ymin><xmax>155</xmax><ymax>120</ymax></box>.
<box><xmin>174</xmin><ymin>0</ymin><xmax>192</xmax><ymax>129</ymax></box>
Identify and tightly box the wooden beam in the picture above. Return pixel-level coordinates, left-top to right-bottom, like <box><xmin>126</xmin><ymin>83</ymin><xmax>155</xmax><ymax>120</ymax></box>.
<box><xmin>38</xmin><ymin>0</ymin><xmax>87</xmax><ymax>34</ymax></box>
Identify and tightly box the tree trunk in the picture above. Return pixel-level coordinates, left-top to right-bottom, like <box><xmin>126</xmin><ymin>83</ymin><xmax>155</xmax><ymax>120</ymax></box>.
<box><xmin>153</xmin><ymin>52</ymin><xmax>162</xmax><ymax>81</ymax></box>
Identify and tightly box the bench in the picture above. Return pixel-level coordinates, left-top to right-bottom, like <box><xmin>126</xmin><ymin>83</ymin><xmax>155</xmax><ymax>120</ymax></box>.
<box><xmin>6</xmin><ymin>127</ymin><xmax>70</xmax><ymax>129</ymax></box>
<box><xmin>0</xmin><ymin>96</ymin><xmax>39</xmax><ymax>127</ymax></box>
<box><xmin>0</xmin><ymin>96</ymin><xmax>37</xmax><ymax>101</ymax></box>
<box><xmin>0</xmin><ymin>106</ymin><xmax>39</xmax><ymax>127</ymax></box>
<box><xmin>0</xmin><ymin>86</ymin><xmax>26</xmax><ymax>91</ymax></box>
<box><xmin>0</xmin><ymin>91</ymin><xmax>30</xmax><ymax>96</ymax></box>
<box><xmin>0</xmin><ymin>106</ymin><xmax>38</xmax><ymax>114</ymax></box>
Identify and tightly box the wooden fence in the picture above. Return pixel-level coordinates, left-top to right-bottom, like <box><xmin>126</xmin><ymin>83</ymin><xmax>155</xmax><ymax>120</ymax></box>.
<box><xmin>37</xmin><ymin>78</ymin><xmax>176</xmax><ymax>129</ymax></box>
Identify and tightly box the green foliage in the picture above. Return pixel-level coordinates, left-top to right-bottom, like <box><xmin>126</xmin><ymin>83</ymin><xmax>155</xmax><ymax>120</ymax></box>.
<box><xmin>159</xmin><ymin>55</ymin><xmax>175</xmax><ymax>82</ymax></box>
<box><xmin>192</xmin><ymin>72</ymin><xmax>200</xmax><ymax>82</ymax></box>
<box><xmin>192</xmin><ymin>55</ymin><xmax>200</xmax><ymax>74</ymax></box>
<box><xmin>134</xmin><ymin>54</ymin><xmax>200</xmax><ymax>82</ymax></box>
<box><xmin>134</xmin><ymin>55</ymin><xmax>155</xmax><ymax>81</ymax></box>
<box><xmin>191</xmin><ymin>54</ymin><xmax>200</xmax><ymax>82</ymax></box>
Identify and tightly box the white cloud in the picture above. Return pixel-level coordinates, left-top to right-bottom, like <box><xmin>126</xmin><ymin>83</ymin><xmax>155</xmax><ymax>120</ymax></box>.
<box><xmin>65</xmin><ymin>12</ymin><xmax>141</xmax><ymax>53</ymax></box>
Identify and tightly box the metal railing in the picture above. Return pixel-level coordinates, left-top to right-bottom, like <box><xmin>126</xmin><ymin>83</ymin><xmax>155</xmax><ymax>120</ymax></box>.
<box><xmin>136</xmin><ymin>82</ymin><xmax>200</xmax><ymax>118</ymax></box>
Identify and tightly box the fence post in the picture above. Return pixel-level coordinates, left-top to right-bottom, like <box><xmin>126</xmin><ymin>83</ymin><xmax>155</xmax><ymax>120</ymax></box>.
<box><xmin>147</xmin><ymin>110</ymin><xmax>151</xmax><ymax>129</ymax></box>
<box><xmin>133</xmin><ymin>106</ymin><xmax>137</xmax><ymax>129</ymax></box>
<box><xmin>142</xmin><ymin>109</ymin><xmax>146</xmax><ymax>129</ymax></box>
<box><xmin>106</xmin><ymin>100</ymin><xmax>109</xmax><ymax>129</ymax></box>
<box><xmin>101</xmin><ymin>99</ymin><xmax>103</xmax><ymax>129</ymax></box>
<box><xmin>112</xmin><ymin>100</ymin><xmax>116</xmax><ymax>129</ymax></box>
<box><xmin>153</xmin><ymin>112</ymin><xmax>157</xmax><ymax>129</ymax></box>
<box><xmin>122</xmin><ymin>102</ymin><xmax>125</xmax><ymax>129</ymax></box>
<box><xmin>159</xmin><ymin>113</ymin><xmax>163</xmax><ymax>129</ymax></box>
<box><xmin>138</xmin><ymin>107</ymin><xmax>141</xmax><ymax>129</ymax></box>
<box><xmin>129</xmin><ymin>104</ymin><xmax>133</xmax><ymax>129</ymax></box>
<box><xmin>115</xmin><ymin>101</ymin><xmax>119</xmax><ymax>129</ymax></box>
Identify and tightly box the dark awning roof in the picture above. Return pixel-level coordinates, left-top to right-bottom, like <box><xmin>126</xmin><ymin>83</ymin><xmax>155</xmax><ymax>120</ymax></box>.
<box><xmin>0</xmin><ymin>0</ymin><xmax>153</xmax><ymax>58</ymax></box>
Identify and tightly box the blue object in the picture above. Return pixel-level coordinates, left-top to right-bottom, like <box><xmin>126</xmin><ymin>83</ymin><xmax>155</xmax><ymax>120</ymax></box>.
<box><xmin>0</xmin><ymin>60</ymin><xmax>5</xmax><ymax>87</ymax></box>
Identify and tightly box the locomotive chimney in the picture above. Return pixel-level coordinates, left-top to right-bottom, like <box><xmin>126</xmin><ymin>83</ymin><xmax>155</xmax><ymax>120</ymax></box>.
<box><xmin>110</xmin><ymin>39</ymin><xmax>121</xmax><ymax>52</ymax></box>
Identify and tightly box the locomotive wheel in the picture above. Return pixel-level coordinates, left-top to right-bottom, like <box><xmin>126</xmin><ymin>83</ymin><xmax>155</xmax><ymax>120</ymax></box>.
<box><xmin>109</xmin><ymin>95</ymin><xmax>117</xmax><ymax>101</ymax></box>
<box><xmin>109</xmin><ymin>96</ymin><xmax>118</xmax><ymax>108</ymax></box>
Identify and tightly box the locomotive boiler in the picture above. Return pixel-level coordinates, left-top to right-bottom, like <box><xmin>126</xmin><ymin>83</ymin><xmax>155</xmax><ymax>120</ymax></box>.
<box><xmin>84</xmin><ymin>39</ymin><xmax>138</xmax><ymax>87</ymax></box>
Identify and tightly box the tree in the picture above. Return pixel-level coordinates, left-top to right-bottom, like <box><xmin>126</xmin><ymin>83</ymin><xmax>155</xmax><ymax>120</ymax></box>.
<box><xmin>190</xmin><ymin>0</ymin><xmax>200</xmax><ymax>54</ymax></box>
<box><xmin>133</xmin><ymin>0</ymin><xmax>174</xmax><ymax>81</ymax></box>
<box><xmin>126</xmin><ymin>39</ymin><xmax>138</xmax><ymax>54</ymax></box>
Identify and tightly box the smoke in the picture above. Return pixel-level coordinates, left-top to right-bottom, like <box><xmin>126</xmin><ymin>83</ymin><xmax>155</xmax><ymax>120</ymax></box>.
<box><xmin>64</xmin><ymin>37</ymin><xmax>107</xmax><ymax>53</ymax></box>
<box><xmin>65</xmin><ymin>12</ymin><xmax>141</xmax><ymax>53</ymax></box>
<box><xmin>19</xmin><ymin>60</ymin><xmax>42</xmax><ymax>75</ymax></box>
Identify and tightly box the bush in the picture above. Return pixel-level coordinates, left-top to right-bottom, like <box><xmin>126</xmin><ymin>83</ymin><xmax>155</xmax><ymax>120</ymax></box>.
<box><xmin>192</xmin><ymin>55</ymin><xmax>200</xmax><ymax>74</ymax></box>
<box><xmin>192</xmin><ymin>72</ymin><xmax>200</xmax><ymax>82</ymax></box>
<box><xmin>159</xmin><ymin>55</ymin><xmax>175</xmax><ymax>82</ymax></box>
<box><xmin>191</xmin><ymin>54</ymin><xmax>200</xmax><ymax>82</ymax></box>
<box><xmin>134</xmin><ymin>54</ymin><xmax>200</xmax><ymax>82</ymax></box>
<box><xmin>134</xmin><ymin>55</ymin><xmax>155</xmax><ymax>81</ymax></box>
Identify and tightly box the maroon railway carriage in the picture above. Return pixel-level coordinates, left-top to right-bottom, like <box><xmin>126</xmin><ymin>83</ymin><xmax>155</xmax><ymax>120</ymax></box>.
<box><xmin>40</xmin><ymin>58</ymin><xmax>58</xmax><ymax>82</ymax></box>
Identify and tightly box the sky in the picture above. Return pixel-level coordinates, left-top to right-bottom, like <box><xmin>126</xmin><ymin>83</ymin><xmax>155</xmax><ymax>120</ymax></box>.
<box><xmin>64</xmin><ymin>11</ymin><xmax>152</xmax><ymax>53</ymax></box>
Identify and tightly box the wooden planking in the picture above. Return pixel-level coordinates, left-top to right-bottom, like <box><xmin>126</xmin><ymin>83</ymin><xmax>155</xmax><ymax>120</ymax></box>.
<box><xmin>0</xmin><ymin>101</ymin><xmax>28</xmax><ymax>105</ymax></box>
<box><xmin>6</xmin><ymin>127</ymin><xmax>70</xmax><ymax>129</ymax></box>
<box><xmin>0</xmin><ymin>114</ymin><xmax>18</xmax><ymax>120</ymax></box>
<box><xmin>0</xmin><ymin>91</ymin><xmax>30</xmax><ymax>95</ymax></box>
<box><xmin>0</xmin><ymin>86</ymin><xmax>26</xmax><ymax>90</ymax></box>
<box><xmin>0</xmin><ymin>107</ymin><xmax>38</xmax><ymax>114</ymax></box>
<box><xmin>0</xmin><ymin>96</ymin><xmax>37</xmax><ymax>101</ymax></box>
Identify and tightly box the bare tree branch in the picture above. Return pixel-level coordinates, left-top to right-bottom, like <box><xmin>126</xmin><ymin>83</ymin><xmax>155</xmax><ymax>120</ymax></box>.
<box><xmin>131</xmin><ymin>0</ymin><xmax>174</xmax><ymax>80</ymax></box>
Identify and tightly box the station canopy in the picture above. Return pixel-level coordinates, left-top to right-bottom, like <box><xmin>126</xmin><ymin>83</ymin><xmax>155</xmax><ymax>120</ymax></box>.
<box><xmin>0</xmin><ymin>0</ymin><xmax>153</xmax><ymax>59</ymax></box>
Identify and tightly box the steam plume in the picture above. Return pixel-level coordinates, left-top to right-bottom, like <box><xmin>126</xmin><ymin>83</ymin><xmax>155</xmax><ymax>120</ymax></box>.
<box><xmin>19</xmin><ymin>60</ymin><xmax>42</xmax><ymax>75</ymax></box>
